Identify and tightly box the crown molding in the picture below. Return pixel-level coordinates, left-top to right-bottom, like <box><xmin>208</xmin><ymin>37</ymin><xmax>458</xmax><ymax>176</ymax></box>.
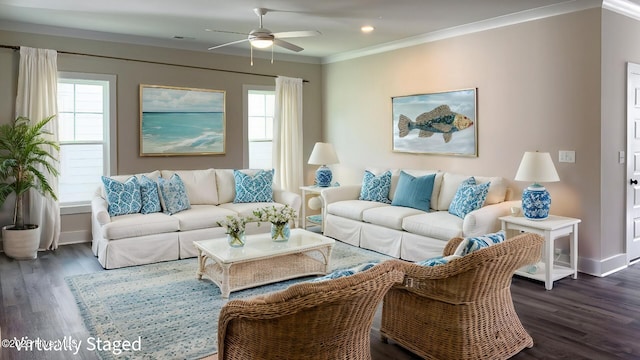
<box><xmin>603</xmin><ymin>0</ymin><xmax>640</xmax><ymax>21</ymax></box>
<box><xmin>322</xmin><ymin>0</ymin><xmax>602</xmax><ymax>64</ymax></box>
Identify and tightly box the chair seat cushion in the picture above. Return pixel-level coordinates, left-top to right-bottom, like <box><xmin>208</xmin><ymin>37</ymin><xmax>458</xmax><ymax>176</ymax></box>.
<box><xmin>362</xmin><ymin>206</ymin><xmax>425</xmax><ymax>230</ymax></box>
<box><xmin>327</xmin><ymin>200</ymin><xmax>389</xmax><ymax>221</ymax></box>
<box><xmin>402</xmin><ymin>212</ymin><xmax>463</xmax><ymax>240</ymax></box>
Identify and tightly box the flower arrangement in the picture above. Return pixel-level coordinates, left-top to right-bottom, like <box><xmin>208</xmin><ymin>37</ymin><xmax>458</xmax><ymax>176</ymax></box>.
<box><xmin>253</xmin><ymin>205</ymin><xmax>297</xmax><ymax>225</ymax></box>
<box><xmin>217</xmin><ymin>215</ymin><xmax>248</xmax><ymax>235</ymax></box>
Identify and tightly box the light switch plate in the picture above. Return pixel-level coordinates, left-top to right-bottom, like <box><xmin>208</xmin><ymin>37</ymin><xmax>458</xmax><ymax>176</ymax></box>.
<box><xmin>559</xmin><ymin>150</ymin><xmax>575</xmax><ymax>163</ymax></box>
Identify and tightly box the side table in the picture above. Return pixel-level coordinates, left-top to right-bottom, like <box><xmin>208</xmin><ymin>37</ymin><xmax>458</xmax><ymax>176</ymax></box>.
<box><xmin>500</xmin><ymin>215</ymin><xmax>581</xmax><ymax>290</ymax></box>
<box><xmin>300</xmin><ymin>186</ymin><xmax>324</xmax><ymax>230</ymax></box>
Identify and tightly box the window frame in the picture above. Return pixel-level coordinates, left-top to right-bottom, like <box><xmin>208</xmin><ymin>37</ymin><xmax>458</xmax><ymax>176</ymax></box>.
<box><xmin>58</xmin><ymin>72</ymin><xmax>117</xmax><ymax>215</ymax></box>
<box><xmin>243</xmin><ymin>84</ymin><xmax>275</xmax><ymax>169</ymax></box>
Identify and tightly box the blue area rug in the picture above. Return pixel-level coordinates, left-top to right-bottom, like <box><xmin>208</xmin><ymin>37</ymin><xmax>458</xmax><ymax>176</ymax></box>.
<box><xmin>65</xmin><ymin>241</ymin><xmax>391</xmax><ymax>360</ymax></box>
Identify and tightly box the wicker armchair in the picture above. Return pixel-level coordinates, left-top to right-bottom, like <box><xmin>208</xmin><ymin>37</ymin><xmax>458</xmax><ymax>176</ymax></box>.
<box><xmin>216</xmin><ymin>259</ymin><xmax>406</xmax><ymax>360</ymax></box>
<box><xmin>381</xmin><ymin>232</ymin><xmax>544</xmax><ymax>360</ymax></box>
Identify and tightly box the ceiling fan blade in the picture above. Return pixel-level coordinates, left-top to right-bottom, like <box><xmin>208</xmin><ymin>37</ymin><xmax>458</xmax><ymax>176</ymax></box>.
<box><xmin>273</xmin><ymin>30</ymin><xmax>321</xmax><ymax>39</ymax></box>
<box><xmin>274</xmin><ymin>39</ymin><xmax>303</xmax><ymax>52</ymax></box>
<box><xmin>208</xmin><ymin>38</ymin><xmax>249</xmax><ymax>51</ymax></box>
<box><xmin>206</xmin><ymin>29</ymin><xmax>250</xmax><ymax>36</ymax></box>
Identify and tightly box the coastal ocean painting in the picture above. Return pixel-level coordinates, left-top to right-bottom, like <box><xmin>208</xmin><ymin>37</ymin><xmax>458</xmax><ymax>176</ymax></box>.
<box><xmin>392</xmin><ymin>88</ymin><xmax>477</xmax><ymax>156</ymax></box>
<box><xmin>140</xmin><ymin>85</ymin><xmax>225</xmax><ymax>156</ymax></box>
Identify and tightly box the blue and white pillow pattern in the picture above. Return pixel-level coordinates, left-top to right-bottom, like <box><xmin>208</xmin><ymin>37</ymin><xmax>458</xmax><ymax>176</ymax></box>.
<box><xmin>158</xmin><ymin>174</ymin><xmax>191</xmax><ymax>215</ymax></box>
<box><xmin>448</xmin><ymin>177</ymin><xmax>490</xmax><ymax>218</ymax></box>
<box><xmin>359</xmin><ymin>170</ymin><xmax>392</xmax><ymax>204</ymax></box>
<box><xmin>454</xmin><ymin>230</ymin><xmax>506</xmax><ymax>256</ymax></box>
<box><xmin>415</xmin><ymin>254</ymin><xmax>461</xmax><ymax>267</ymax></box>
<box><xmin>139</xmin><ymin>175</ymin><xmax>161</xmax><ymax>214</ymax></box>
<box><xmin>233</xmin><ymin>169</ymin><xmax>274</xmax><ymax>203</ymax></box>
<box><xmin>309</xmin><ymin>261</ymin><xmax>379</xmax><ymax>282</ymax></box>
<box><xmin>101</xmin><ymin>176</ymin><xmax>142</xmax><ymax>217</ymax></box>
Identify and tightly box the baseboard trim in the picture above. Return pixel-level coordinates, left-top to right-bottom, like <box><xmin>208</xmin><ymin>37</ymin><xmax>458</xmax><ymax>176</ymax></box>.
<box><xmin>579</xmin><ymin>253</ymin><xmax>628</xmax><ymax>277</ymax></box>
<box><xmin>59</xmin><ymin>230</ymin><xmax>92</xmax><ymax>245</ymax></box>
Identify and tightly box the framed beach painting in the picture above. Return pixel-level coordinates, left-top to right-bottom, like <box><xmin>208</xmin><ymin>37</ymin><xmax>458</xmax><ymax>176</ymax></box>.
<box><xmin>140</xmin><ymin>84</ymin><xmax>226</xmax><ymax>156</ymax></box>
<box><xmin>392</xmin><ymin>88</ymin><xmax>477</xmax><ymax>157</ymax></box>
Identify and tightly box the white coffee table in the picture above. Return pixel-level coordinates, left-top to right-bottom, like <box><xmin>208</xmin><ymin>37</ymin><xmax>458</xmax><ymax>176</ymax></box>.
<box><xmin>194</xmin><ymin>229</ymin><xmax>335</xmax><ymax>298</ymax></box>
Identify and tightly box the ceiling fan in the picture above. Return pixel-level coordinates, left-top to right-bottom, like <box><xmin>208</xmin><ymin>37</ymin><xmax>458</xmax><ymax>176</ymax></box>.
<box><xmin>207</xmin><ymin>8</ymin><xmax>320</xmax><ymax>53</ymax></box>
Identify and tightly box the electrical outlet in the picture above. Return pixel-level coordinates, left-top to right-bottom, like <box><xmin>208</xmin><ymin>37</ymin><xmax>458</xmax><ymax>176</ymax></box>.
<box><xmin>554</xmin><ymin>248</ymin><xmax>562</xmax><ymax>257</ymax></box>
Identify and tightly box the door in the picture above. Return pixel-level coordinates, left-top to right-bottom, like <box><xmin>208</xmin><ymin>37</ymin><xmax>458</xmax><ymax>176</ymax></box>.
<box><xmin>626</xmin><ymin>62</ymin><xmax>640</xmax><ymax>262</ymax></box>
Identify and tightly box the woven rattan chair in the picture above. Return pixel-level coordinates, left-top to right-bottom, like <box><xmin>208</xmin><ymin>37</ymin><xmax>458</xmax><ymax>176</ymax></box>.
<box><xmin>215</xmin><ymin>259</ymin><xmax>406</xmax><ymax>360</ymax></box>
<box><xmin>381</xmin><ymin>232</ymin><xmax>544</xmax><ymax>360</ymax></box>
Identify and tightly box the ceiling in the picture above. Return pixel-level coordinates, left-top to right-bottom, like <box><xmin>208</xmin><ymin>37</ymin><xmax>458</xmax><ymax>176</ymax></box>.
<box><xmin>0</xmin><ymin>0</ymin><xmax>627</xmax><ymax>63</ymax></box>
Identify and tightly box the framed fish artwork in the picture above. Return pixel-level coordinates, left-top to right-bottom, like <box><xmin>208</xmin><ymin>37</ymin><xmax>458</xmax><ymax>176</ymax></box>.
<box><xmin>392</xmin><ymin>88</ymin><xmax>477</xmax><ymax>156</ymax></box>
<box><xmin>140</xmin><ymin>84</ymin><xmax>226</xmax><ymax>156</ymax></box>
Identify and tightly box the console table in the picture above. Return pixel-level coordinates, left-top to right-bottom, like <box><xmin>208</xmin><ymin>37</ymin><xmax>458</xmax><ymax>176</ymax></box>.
<box><xmin>500</xmin><ymin>215</ymin><xmax>581</xmax><ymax>290</ymax></box>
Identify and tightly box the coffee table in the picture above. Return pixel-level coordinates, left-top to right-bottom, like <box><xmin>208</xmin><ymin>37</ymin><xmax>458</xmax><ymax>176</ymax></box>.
<box><xmin>194</xmin><ymin>229</ymin><xmax>335</xmax><ymax>298</ymax></box>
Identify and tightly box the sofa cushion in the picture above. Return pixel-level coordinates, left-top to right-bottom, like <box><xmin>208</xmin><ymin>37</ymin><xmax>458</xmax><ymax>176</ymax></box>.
<box><xmin>391</xmin><ymin>171</ymin><xmax>436</xmax><ymax>212</ymax></box>
<box><xmin>101</xmin><ymin>176</ymin><xmax>143</xmax><ymax>217</ymax></box>
<box><xmin>402</xmin><ymin>212</ymin><xmax>463</xmax><ymax>241</ymax></box>
<box><xmin>102</xmin><ymin>212</ymin><xmax>180</xmax><ymax>240</ymax></box>
<box><xmin>219</xmin><ymin>202</ymin><xmax>285</xmax><ymax>219</ymax></box>
<box><xmin>161</xmin><ymin>169</ymin><xmax>218</xmax><ymax>205</ymax></box>
<box><xmin>359</xmin><ymin>170</ymin><xmax>392</xmax><ymax>204</ymax></box>
<box><xmin>139</xmin><ymin>175</ymin><xmax>161</xmax><ymax>214</ymax></box>
<box><xmin>454</xmin><ymin>230</ymin><xmax>506</xmax><ymax>256</ymax></box>
<box><xmin>448</xmin><ymin>177</ymin><xmax>490</xmax><ymax>218</ymax></box>
<box><xmin>327</xmin><ymin>200</ymin><xmax>389</xmax><ymax>221</ymax></box>
<box><xmin>362</xmin><ymin>205</ymin><xmax>424</xmax><ymax>230</ymax></box>
<box><xmin>436</xmin><ymin>173</ymin><xmax>508</xmax><ymax>210</ymax></box>
<box><xmin>234</xmin><ymin>169</ymin><xmax>274</xmax><ymax>203</ymax></box>
<box><xmin>170</xmin><ymin>205</ymin><xmax>237</xmax><ymax>231</ymax></box>
<box><xmin>158</xmin><ymin>174</ymin><xmax>191</xmax><ymax>214</ymax></box>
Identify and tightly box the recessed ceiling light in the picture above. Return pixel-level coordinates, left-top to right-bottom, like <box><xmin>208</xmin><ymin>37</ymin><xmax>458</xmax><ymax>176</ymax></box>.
<box><xmin>361</xmin><ymin>25</ymin><xmax>375</xmax><ymax>33</ymax></box>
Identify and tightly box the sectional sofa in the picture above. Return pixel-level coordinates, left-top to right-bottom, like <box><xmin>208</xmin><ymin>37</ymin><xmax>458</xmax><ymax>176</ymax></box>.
<box><xmin>321</xmin><ymin>169</ymin><xmax>517</xmax><ymax>262</ymax></box>
<box><xmin>91</xmin><ymin>169</ymin><xmax>301</xmax><ymax>269</ymax></box>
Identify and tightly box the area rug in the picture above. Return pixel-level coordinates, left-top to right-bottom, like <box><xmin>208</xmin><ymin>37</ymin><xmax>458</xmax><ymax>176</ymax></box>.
<box><xmin>66</xmin><ymin>241</ymin><xmax>392</xmax><ymax>360</ymax></box>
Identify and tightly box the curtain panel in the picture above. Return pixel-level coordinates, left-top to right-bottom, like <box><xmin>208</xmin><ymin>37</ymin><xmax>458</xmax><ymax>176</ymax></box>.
<box><xmin>273</xmin><ymin>76</ymin><xmax>304</xmax><ymax>195</ymax></box>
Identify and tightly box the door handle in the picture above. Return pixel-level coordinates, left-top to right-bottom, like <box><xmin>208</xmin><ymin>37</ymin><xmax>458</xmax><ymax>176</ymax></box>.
<box><xmin>632</xmin><ymin>179</ymin><xmax>638</xmax><ymax>185</ymax></box>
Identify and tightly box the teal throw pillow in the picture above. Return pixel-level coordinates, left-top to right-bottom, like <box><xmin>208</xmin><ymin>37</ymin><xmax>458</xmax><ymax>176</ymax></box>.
<box><xmin>415</xmin><ymin>254</ymin><xmax>461</xmax><ymax>267</ymax></box>
<box><xmin>448</xmin><ymin>177</ymin><xmax>490</xmax><ymax>218</ymax></box>
<box><xmin>158</xmin><ymin>174</ymin><xmax>191</xmax><ymax>215</ymax></box>
<box><xmin>101</xmin><ymin>176</ymin><xmax>142</xmax><ymax>217</ymax></box>
<box><xmin>309</xmin><ymin>262</ymin><xmax>379</xmax><ymax>282</ymax></box>
<box><xmin>233</xmin><ymin>169</ymin><xmax>274</xmax><ymax>203</ymax></box>
<box><xmin>139</xmin><ymin>175</ymin><xmax>161</xmax><ymax>214</ymax></box>
<box><xmin>454</xmin><ymin>230</ymin><xmax>506</xmax><ymax>256</ymax></box>
<box><xmin>359</xmin><ymin>170</ymin><xmax>392</xmax><ymax>204</ymax></box>
<box><xmin>391</xmin><ymin>171</ymin><xmax>436</xmax><ymax>212</ymax></box>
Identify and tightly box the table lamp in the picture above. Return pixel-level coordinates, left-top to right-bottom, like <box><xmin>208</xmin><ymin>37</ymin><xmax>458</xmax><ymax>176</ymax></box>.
<box><xmin>308</xmin><ymin>142</ymin><xmax>339</xmax><ymax>187</ymax></box>
<box><xmin>514</xmin><ymin>151</ymin><xmax>560</xmax><ymax>220</ymax></box>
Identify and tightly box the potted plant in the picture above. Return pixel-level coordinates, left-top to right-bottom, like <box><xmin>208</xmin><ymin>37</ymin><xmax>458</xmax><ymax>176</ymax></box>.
<box><xmin>0</xmin><ymin>115</ymin><xmax>59</xmax><ymax>260</ymax></box>
<box><xmin>253</xmin><ymin>205</ymin><xmax>297</xmax><ymax>242</ymax></box>
<box><xmin>217</xmin><ymin>215</ymin><xmax>249</xmax><ymax>247</ymax></box>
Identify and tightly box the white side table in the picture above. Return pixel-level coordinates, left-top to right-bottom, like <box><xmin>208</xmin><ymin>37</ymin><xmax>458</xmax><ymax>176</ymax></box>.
<box><xmin>500</xmin><ymin>215</ymin><xmax>581</xmax><ymax>290</ymax></box>
<box><xmin>300</xmin><ymin>186</ymin><xmax>324</xmax><ymax>230</ymax></box>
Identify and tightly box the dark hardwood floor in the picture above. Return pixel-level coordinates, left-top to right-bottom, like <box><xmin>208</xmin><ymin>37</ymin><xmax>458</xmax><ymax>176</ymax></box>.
<box><xmin>1</xmin><ymin>243</ymin><xmax>639</xmax><ymax>359</ymax></box>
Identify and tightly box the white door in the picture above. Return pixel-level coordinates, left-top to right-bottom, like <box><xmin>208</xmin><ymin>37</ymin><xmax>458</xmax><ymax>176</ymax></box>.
<box><xmin>626</xmin><ymin>62</ymin><xmax>640</xmax><ymax>262</ymax></box>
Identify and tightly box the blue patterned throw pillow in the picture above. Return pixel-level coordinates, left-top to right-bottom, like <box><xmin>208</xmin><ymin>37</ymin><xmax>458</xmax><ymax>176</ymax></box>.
<box><xmin>101</xmin><ymin>176</ymin><xmax>142</xmax><ymax>217</ymax></box>
<box><xmin>233</xmin><ymin>169</ymin><xmax>274</xmax><ymax>203</ymax></box>
<box><xmin>139</xmin><ymin>175</ymin><xmax>161</xmax><ymax>214</ymax></box>
<box><xmin>415</xmin><ymin>255</ymin><xmax>461</xmax><ymax>267</ymax></box>
<box><xmin>391</xmin><ymin>171</ymin><xmax>436</xmax><ymax>212</ymax></box>
<box><xmin>448</xmin><ymin>177</ymin><xmax>490</xmax><ymax>218</ymax></box>
<box><xmin>359</xmin><ymin>170</ymin><xmax>392</xmax><ymax>204</ymax></box>
<box><xmin>454</xmin><ymin>230</ymin><xmax>506</xmax><ymax>256</ymax></box>
<box><xmin>309</xmin><ymin>262</ymin><xmax>379</xmax><ymax>282</ymax></box>
<box><xmin>158</xmin><ymin>174</ymin><xmax>191</xmax><ymax>215</ymax></box>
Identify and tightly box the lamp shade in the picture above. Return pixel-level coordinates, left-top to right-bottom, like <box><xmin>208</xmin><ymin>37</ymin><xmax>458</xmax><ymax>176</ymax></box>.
<box><xmin>308</xmin><ymin>143</ymin><xmax>339</xmax><ymax>165</ymax></box>
<box><xmin>514</xmin><ymin>151</ymin><xmax>559</xmax><ymax>220</ymax></box>
<box><xmin>514</xmin><ymin>152</ymin><xmax>559</xmax><ymax>184</ymax></box>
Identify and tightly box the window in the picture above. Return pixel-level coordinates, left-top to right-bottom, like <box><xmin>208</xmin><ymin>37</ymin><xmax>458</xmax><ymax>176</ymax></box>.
<box><xmin>245</xmin><ymin>87</ymin><xmax>275</xmax><ymax>169</ymax></box>
<box><xmin>57</xmin><ymin>72</ymin><xmax>116</xmax><ymax>212</ymax></box>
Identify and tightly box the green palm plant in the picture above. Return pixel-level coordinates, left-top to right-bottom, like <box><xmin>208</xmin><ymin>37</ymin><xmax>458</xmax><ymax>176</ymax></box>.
<box><xmin>0</xmin><ymin>115</ymin><xmax>59</xmax><ymax>230</ymax></box>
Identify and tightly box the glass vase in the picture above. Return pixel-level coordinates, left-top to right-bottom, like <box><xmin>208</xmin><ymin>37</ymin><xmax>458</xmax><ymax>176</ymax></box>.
<box><xmin>270</xmin><ymin>222</ymin><xmax>290</xmax><ymax>242</ymax></box>
<box><xmin>227</xmin><ymin>231</ymin><xmax>246</xmax><ymax>247</ymax></box>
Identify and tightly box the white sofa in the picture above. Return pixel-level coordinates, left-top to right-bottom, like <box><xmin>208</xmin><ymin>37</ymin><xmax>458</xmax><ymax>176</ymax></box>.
<box><xmin>321</xmin><ymin>170</ymin><xmax>517</xmax><ymax>262</ymax></box>
<box><xmin>91</xmin><ymin>169</ymin><xmax>301</xmax><ymax>269</ymax></box>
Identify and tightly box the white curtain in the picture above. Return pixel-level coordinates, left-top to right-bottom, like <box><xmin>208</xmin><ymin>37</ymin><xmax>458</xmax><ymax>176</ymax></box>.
<box><xmin>273</xmin><ymin>76</ymin><xmax>304</xmax><ymax>193</ymax></box>
<box><xmin>15</xmin><ymin>46</ymin><xmax>61</xmax><ymax>250</ymax></box>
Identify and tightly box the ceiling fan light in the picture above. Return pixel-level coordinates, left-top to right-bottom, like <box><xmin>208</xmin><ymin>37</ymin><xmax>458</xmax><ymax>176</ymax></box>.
<box><xmin>250</xmin><ymin>39</ymin><xmax>273</xmax><ymax>48</ymax></box>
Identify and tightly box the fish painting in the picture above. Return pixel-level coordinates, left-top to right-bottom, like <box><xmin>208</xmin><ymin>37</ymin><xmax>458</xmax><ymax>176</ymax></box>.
<box><xmin>398</xmin><ymin>105</ymin><xmax>474</xmax><ymax>143</ymax></box>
